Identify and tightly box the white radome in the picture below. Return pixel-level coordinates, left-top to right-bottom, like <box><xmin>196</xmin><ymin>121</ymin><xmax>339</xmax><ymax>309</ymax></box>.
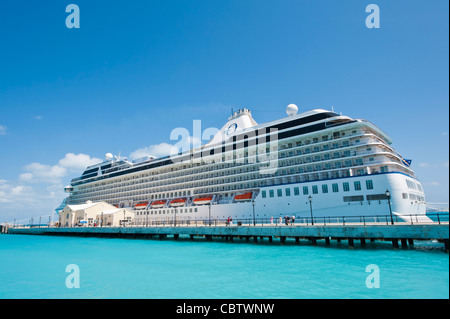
<box><xmin>105</xmin><ymin>153</ymin><xmax>114</xmax><ymax>161</ymax></box>
<box><xmin>286</xmin><ymin>104</ymin><xmax>298</xmax><ymax>116</ymax></box>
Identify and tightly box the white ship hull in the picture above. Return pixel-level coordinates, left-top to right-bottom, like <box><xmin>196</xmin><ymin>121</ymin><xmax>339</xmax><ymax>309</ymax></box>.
<box><xmin>134</xmin><ymin>172</ymin><xmax>428</xmax><ymax>224</ymax></box>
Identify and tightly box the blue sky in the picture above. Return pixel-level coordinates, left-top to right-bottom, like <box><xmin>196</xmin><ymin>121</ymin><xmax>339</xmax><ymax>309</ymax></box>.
<box><xmin>0</xmin><ymin>0</ymin><xmax>448</xmax><ymax>222</ymax></box>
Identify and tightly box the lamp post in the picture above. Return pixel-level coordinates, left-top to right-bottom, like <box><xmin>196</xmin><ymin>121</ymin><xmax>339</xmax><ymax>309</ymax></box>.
<box><xmin>208</xmin><ymin>204</ymin><xmax>211</xmax><ymax>227</ymax></box>
<box><xmin>308</xmin><ymin>196</ymin><xmax>314</xmax><ymax>225</ymax></box>
<box><xmin>385</xmin><ymin>189</ymin><xmax>394</xmax><ymax>225</ymax></box>
<box><xmin>252</xmin><ymin>199</ymin><xmax>256</xmax><ymax>226</ymax></box>
<box><xmin>174</xmin><ymin>208</ymin><xmax>177</xmax><ymax>227</ymax></box>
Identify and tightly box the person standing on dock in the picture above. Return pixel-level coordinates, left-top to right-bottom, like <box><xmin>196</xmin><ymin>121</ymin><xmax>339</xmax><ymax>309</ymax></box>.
<box><xmin>291</xmin><ymin>215</ymin><xmax>295</xmax><ymax>225</ymax></box>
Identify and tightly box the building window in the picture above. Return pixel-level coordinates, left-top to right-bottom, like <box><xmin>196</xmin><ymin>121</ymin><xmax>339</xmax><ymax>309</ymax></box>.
<box><xmin>366</xmin><ymin>180</ymin><xmax>374</xmax><ymax>190</ymax></box>
<box><xmin>332</xmin><ymin>183</ymin><xmax>339</xmax><ymax>193</ymax></box>
<box><xmin>312</xmin><ymin>185</ymin><xmax>318</xmax><ymax>194</ymax></box>
<box><xmin>354</xmin><ymin>181</ymin><xmax>361</xmax><ymax>191</ymax></box>
<box><xmin>303</xmin><ymin>186</ymin><xmax>309</xmax><ymax>195</ymax></box>
<box><xmin>322</xmin><ymin>184</ymin><xmax>329</xmax><ymax>193</ymax></box>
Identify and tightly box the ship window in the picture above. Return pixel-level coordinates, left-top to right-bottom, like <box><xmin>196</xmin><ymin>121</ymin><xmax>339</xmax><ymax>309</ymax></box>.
<box><xmin>311</xmin><ymin>185</ymin><xmax>318</xmax><ymax>194</ymax></box>
<box><xmin>262</xmin><ymin>191</ymin><xmax>267</xmax><ymax>198</ymax></box>
<box><xmin>354</xmin><ymin>181</ymin><xmax>362</xmax><ymax>191</ymax></box>
<box><xmin>366</xmin><ymin>194</ymin><xmax>388</xmax><ymax>201</ymax></box>
<box><xmin>366</xmin><ymin>180</ymin><xmax>374</xmax><ymax>190</ymax></box>
<box><xmin>294</xmin><ymin>187</ymin><xmax>300</xmax><ymax>196</ymax></box>
<box><xmin>303</xmin><ymin>186</ymin><xmax>309</xmax><ymax>195</ymax></box>
<box><xmin>269</xmin><ymin>190</ymin><xmax>274</xmax><ymax>198</ymax></box>
<box><xmin>194</xmin><ymin>208</ymin><xmax>198</xmax><ymax>212</ymax></box>
<box><xmin>332</xmin><ymin>183</ymin><xmax>339</xmax><ymax>193</ymax></box>
<box><xmin>402</xmin><ymin>193</ymin><xmax>408</xmax><ymax>199</ymax></box>
<box><xmin>285</xmin><ymin>188</ymin><xmax>291</xmax><ymax>197</ymax></box>
<box><xmin>343</xmin><ymin>195</ymin><xmax>364</xmax><ymax>202</ymax></box>
<box><xmin>322</xmin><ymin>184</ymin><xmax>328</xmax><ymax>193</ymax></box>
<box><xmin>277</xmin><ymin>189</ymin><xmax>282</xmax><ymax>197</ymax></box>
<box><xmin>417</xmin><ymin>183</ymin><xmax>423</xmax><ymax>192</ymax></box>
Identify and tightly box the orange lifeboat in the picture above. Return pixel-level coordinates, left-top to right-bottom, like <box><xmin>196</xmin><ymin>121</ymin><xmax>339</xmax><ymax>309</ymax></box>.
<box><xmin>193</xmin><ymin>196</ymin><xmax>213</xmax><ymax>205</ymax></box>
<box><xmin>234</xmin><ymin>192</ymin><xmax>253</xmax><ymax>202</ymax></box>
<box><xmin>151</xmin><ymin>200</ymin><xmax>167</xmax><ymax>208</ymax></box>
<box><xmin>134</xmin><ymin>201</ymin><xmax>149</xmax><ymax>209</ymax></box>
<box><xmin>169</xmin><ymin>198</ymin><xmax>187</xmax><ymax>207</ymax></box>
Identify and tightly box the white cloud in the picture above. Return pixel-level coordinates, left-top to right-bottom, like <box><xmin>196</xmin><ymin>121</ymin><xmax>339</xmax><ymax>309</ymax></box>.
<box><xmin>34</xmin><ymin>115</ymin><xmax>43</xmax><ymax>120</ymax></box>
<box><xmin>19</xmin><ymin>153</ymin><xmax>102</xmax><ymax>184</ymax></box>
<box><xmin>0</xmin><ymin>124</ymin><xmax>7</xmax><ymax>135</ymax></box>
<box><xmin>0</xmin><ymin>153</ymin><xmax>101</xmax><ymax>221</ymax></box>
<box><xmin>129</xmin><ymin>136</ymin><xmax>203</xmax><ymax>161</ymax></box>
<box><xmin>0</xmin><ymin>180</ymin><xmax>33</xmax><ymax>204</ymax></box>
<box><xmin>418</xmin><ymin>162</ymin><xmax>449</xmax><ymax>168</ymax></box>
<box><xmin>0</xmin><ymin>179</ymin><xmax>63</xmax><ymax>221</ymax></box>
<box><xmin>20</xmin><ymin>162</ymin><xmax>67</xmax><ymax>184</ymax></box>
<box><xmin>425</xmin><ymin>181</ymin><xmax>440</xmax><ymax>186</ymax></box>
<box><xmin>58</xmin><ymin>153</ymin><xmax>102</xmax><ymax>172</ymax></box>
<box><xmin>130</xmin><ymin>143</ymin><xmax>179</xmax><ymax>160</ymax></box>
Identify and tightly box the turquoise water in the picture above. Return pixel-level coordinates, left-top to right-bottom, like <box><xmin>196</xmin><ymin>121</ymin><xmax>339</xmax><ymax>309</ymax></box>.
<box><xmin>0</xmin><ymin>234</ymin><xmax>448</xmax><ymax>299</ymax></box>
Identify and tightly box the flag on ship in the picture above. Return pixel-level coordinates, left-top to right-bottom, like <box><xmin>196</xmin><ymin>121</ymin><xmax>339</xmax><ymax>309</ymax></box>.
<box><xmin>402</xmin><ymin>158</ymin><xmax>412</xmax><ymax>167</ymax></box>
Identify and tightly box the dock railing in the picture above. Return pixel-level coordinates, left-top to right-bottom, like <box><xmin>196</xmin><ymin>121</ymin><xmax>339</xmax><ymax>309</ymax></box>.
<box><xmin>4</xmin><ymin>213</ymin><xmax>448</xmax><ymax>229</ymax></box>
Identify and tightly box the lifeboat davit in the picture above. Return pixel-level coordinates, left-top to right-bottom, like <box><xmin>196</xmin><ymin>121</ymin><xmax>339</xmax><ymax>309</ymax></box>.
<box><xmin>234</xmin><ymin>192</ymin><xmax>253</xmax><ymax>202</ymax></box>
<box><xmin>169</xmin><ymin>198</ymin><xmax>187</xmax><ymax>207</ymax></box>
<box><xmin>134</xmin><ymin>202</ymin><xmax>149</xmax><ymax>209</ymax></box>
<box><xmin>193</xmin><ymin>196</ymin><xmax>213</xmax><ymax>205</ymax></box>
<box><xmin>151</xmin><ymin>200</ymin><xmax>167</xmax><ymax>208</ymax></box>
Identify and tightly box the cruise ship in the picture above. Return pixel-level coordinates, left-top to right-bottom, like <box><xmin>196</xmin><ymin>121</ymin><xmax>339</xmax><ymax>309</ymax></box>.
<box><xmin>62</xmin><ymin>105</ymin><xmax>429</xmax><ymax>224</ymax></box>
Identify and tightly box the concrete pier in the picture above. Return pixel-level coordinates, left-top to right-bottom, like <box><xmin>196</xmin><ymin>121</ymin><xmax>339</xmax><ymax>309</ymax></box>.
<box><xmin>5</xmin><ymin>223</ymin><xmax>449</xmax><ymax>251</ymax></box>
